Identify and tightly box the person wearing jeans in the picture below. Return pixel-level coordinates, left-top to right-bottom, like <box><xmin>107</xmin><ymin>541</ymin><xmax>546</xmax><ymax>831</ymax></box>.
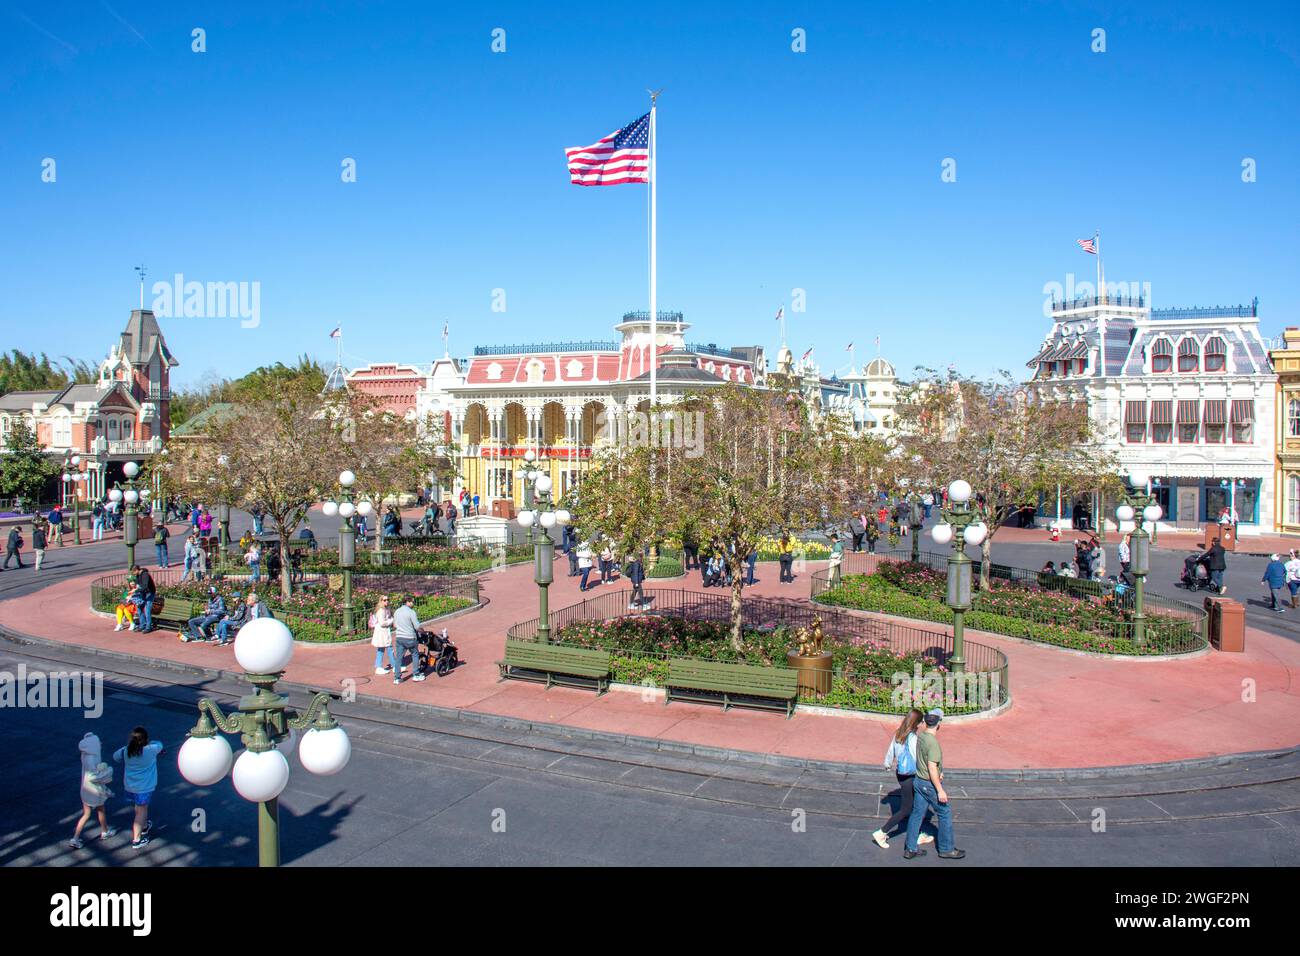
<box><xmin>904</xmin><ymin>708</ymin><xmax>965</xmax><ymax>860</ymax></box>
<box><xmin>391</xmin><ymin>596</ymin><xmax>424</xmax><ymax>683</ymax></box>
<box><xmin>131</xmin><ymin>565</ymin><xmax>156</xmax><ymax>632</ymax></box>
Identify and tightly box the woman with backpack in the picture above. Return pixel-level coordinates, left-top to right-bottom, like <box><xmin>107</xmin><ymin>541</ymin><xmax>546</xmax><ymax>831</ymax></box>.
<box><xmin>872</xmin><ymin>709</ymin><xmax>934</xmax><ymax>850</ymax></box>
<box><xmin>113</xmin><ymin>726</ymin><xmax>164</xmax><ymax>850</ymax></box>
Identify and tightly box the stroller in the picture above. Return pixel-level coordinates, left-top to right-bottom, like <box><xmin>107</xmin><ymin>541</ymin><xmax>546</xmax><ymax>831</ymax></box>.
<box><xmin>417</xmin><ymin>628</ymin><xmax>460</xmax><ymax>677</ymax></box>
<box><xmin>1180</xmin><ymin>551</ymin><xmax>1214</xmax><ymax>590</ymax></box>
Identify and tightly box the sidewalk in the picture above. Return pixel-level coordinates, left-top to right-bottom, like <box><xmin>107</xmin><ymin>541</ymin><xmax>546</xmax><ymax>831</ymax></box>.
<box><xmin>3</xmin><ymin>560</ymin><xmax>1298</xmax><ymax>770</ymax></box>
<box><xmin>992</xmin><ymin>523</ymin><xmax>1300</xmax><ymax>556</ymax></box>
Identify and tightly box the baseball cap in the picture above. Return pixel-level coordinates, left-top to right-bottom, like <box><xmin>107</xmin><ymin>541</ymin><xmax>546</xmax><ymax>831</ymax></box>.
<box><xmin>924</xmin><ymin>707</ymin><xmax>944</xmax><ymax>727</ymax></box>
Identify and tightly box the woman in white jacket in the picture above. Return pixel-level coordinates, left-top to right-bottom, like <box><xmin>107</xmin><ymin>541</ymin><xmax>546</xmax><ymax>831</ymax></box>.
<box><xmin>370</xmin><ymin>595</ymin><xmax>396</xmax><ymax>675</ymax></box>
<box><xmin>68</xmin><ymin>732</ymin><xmax>116</xmax><ymax>849</ymax></box>
<box><xmin>872</xmin><ymin>709</ymin><xmax>934</xmax><ymax>849</ymax></box>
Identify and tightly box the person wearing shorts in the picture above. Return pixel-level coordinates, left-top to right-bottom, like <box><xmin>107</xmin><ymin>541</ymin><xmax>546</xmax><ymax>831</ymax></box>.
<box><xmin>113</xmin><ymin>726</ymin><xmax>164</xmax><ymax>850</ymax></box>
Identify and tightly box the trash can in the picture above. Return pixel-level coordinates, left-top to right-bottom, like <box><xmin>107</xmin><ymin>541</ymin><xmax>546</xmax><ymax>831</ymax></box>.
<box><xmin>1203</xmin><ymin>596</ymin><xmax>1245</xmax><ymax>652</ymax></box>
<box><xmin>1203</xmin><ymin>523</ymin><xmax>1236</xmax><ymax>551</ymax></box>
<box><xmin>491</xmin><ymin>498</ymin><xmax>516</xmax><ymax>520</ymax></box>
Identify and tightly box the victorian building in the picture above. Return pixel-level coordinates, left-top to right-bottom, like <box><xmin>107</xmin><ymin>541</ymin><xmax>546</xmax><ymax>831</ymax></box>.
<box><xmin>1269</xmin><ymin>328</ymin><xmax>1300</xmax><ymax>534</ymax></box>
<box><xmin>1027</xmin><ymin>294</ymin><xmax>1276</xmax><ymax>533</ymax></box>
<box><xmin>0</xmin><ymin>308</ymin><xmax>177</xmax><ymax>503</ymax></box>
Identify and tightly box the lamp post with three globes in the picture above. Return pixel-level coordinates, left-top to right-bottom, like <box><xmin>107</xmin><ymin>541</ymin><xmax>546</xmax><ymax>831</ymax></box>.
<box><xmin>929</xmin><ymin>479</ymin><xmax>988</xmax><ymax>676</ymax></box>
<box><xmin>322</xmin><ymin>470</ymin><xmax>372</xmax><ymax>635</ymax></box>
<box><xmin>516</xmin><ymin>449</ymin><xmax>572</xmax><ymax>644</ymax></box>
<box><xmin>107</xmin><ymin>461</ymin><xmax>149</xmax><ymax>571</ymax></box>
<box><xmin>1116</xmin><ymin>471</ymin><xmax>1163</xmax><ymax>647</ymax></box>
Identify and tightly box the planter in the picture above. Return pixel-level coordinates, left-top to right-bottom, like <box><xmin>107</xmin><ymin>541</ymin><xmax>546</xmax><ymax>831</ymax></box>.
<box><xmin>785</xmin><ymin>650</ymin><xmax>834</xmax><ymax>695</ymax></box>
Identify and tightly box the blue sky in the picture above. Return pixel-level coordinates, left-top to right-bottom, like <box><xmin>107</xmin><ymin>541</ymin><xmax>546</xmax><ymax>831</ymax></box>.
<box><xmin>2</xmin><ymin>1</ymin><xmax>1298</xmax><ymax>387</ymax></box>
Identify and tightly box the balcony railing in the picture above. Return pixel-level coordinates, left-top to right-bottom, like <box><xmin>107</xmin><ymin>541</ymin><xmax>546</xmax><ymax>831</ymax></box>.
<box><xmin>1051</xmin><ymin>294</ymin><xmax>1146</xmax><ymax>312</ymax></box>
<box><xmin>473</xmin><ymin>341</ymin><xmax>619</xmax><ymax>356</ymax></box>
<box><xmin>622</xmin><ymin>310</ymin><xmax>684</xmax><ymax>324</ymax></box>
<box><xmin>687</xmin><ymin>342</ymin><xmax>746</xmax><ymax>360</ymax></box>
<box><xmin>147</xmin><ymin>386</ymin><xmax>170</xmax><ymax>401</ymax></box>
<box><xmin>1151</xmin><ymin>301</ymin><xmax>1259</xmax><ymax>321</ymax></box>
<box><xmin>107</xmin><ymin>438</ymin><xmax>162</xmax><ymax>456</ymax></box>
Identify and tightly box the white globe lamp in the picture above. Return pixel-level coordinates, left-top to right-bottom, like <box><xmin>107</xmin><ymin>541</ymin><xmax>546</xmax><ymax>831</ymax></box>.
<box><xmin>123</xmin><ymin>461</ymin><xmax>140</xmax><ymax>479</ymax></box>
<box><xmin>339</xmin><ymin>501</ymin><xmax>355</xmax><ymax>519</ymax></box>
<box><xmin>124</xmin><ymin>489</ymin><xmax>139</xmax><ymax>505</ymax></box>
<box><xmin>322</xmin><ymin>500</ymin><xmax>339</xmax><ymax>518</ymax></box>
<box><xmin>947</xmin><ymin>480</ymin><xmax>972</xmax><ymax>504</ymax></box>
<box><xmin>1116</xmin><ymin>504</ymin><xmax>1135</xmax><ymax>522</ymax></box>
<box><xmin>177</xmin><ymin>734</ymin><xmax>234</xmax><ymax>787</ymax></box>
<box><xmin>518</xmin><ymin>510</ymin><xmax>535</xmax><ymax>528</ymax></box>
<box><xmin>298</xmin><ymin>726</ymin><xmax>352</xmax><ymax>776</ymax></box>
<box><xmin>109</xmin><ymin>488</ymin><xmax>123</xmax><ymax>502</ymax></box>
<box><xmin>231</xmin><ymin>748</ymin><xmax>290</xmax><ymax>803</ymax></box>
<box><xmin>1128</xmin><ymin>471</ymin><xmax>1149</xmax><ymax>489</ymax></box>
<box><xmin>535</xmin><ymin>475</ymin><xmax>553</xmax><ymax>495</ymax></box>
<box><xmin>554</xmin><ymin>509</ymin><xmax>571</xmax><ymax>526</ymax></box>
<box><xmin>357</xmin><ymin>500</ymin><xmax>373</xmax><ymax>517</ymax></box>
<box><xmin>965</xmin><ymin>522</ymin><xmax>988</xmax><ymax>546</ymax></box>
<box><xmin>234</xmin><ymin>618</ymin><xmax>295</xmax><ymax>675</ymax></box>
<box><xmin>539</xmin><ymin>510</ymin><xmax>556</xmax><ymax>529</ymax></box>
<box><xmin>1143</xmin><ymin>504</ymin><xmax>1163</xmax><ymax>523</ymax></box>
<box><xmin>931</xmin><ymin>523</ymin><xmax>954</xmax><ymax>545</ymax></box>
<box><xmin>339</xmin><ymin>470</ymin><xmax>356</xmax><ymax>488</ymax></box>
<box><xmin>524</xmin><ymin>449</ymin><xmax>536</xmax><ymax>463</ymax></box>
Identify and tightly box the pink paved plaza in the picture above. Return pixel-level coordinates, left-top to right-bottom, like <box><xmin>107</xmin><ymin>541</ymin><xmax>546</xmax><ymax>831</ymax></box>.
<box><xmin>4</xmin><ymin>558</ymin><xmax>1298</xmax><ymax>770</ymax></box>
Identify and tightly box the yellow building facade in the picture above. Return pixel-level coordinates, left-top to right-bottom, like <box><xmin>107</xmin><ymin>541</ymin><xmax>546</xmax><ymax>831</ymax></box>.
<box><xmin>1271</xmin><ymin>328</ymin><xmax>1300</xmax><ymax>533</ymax></box>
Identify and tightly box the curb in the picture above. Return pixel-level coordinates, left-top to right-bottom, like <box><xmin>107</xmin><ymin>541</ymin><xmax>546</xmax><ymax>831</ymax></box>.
<box><xmin>2</xmin><ymin>623</ymin><xmax>1292</xmax><ymax>781</ymax></box>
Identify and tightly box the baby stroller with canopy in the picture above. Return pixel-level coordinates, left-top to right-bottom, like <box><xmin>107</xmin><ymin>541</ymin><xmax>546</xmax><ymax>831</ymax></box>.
<box><xmin>417</xmin><ymin>627</ymin><xmax>460</xmax><ymax>677</ymax></box>
<box><xmin>1180</xmin><ymin>551</ymin><xmax>1214</xmax><ymax>590</ymax></box>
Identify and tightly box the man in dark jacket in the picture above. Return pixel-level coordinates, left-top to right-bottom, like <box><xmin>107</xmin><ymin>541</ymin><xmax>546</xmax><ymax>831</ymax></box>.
<box><xmin>626</xmin><ymin>554</ymin><xmax>646</xmax><ymax>608</ymax></box>
<box><xmin>849</xmin><ymin>512</ymin><xmax>866</xmax><ymax>552</ymax></box>
<box><xmin>185</xmin><ymin>586</ymin><xmax>228</xmax><ymax>642</ymax></box>
<box><xmin>3</xmin><ymin>526</ymin><xmax>23</xmax><ymax>569</ymax></box>
<box><xmin>1262</xmin><ymin>553</ymin><xmax>1286</xmax><ymax>611</ymax></box>
<box><xmin>32</xmin><ymin>523</ymin><xmax>47</xmax><ymax>571</ymax></box>
<box><xmin>215</xmin><ymin>592</ymin><xmax>247</xmax><ymax>645</ymax></box>
<box><xmin>1204</xmin><ymin>539</ymin><xmax>1227</xmax><ymax>594</ymax></box>
<box><xmin>131</xmin><ymin>564</ymin><xmax>156</xmax><ymax>631</ymax></box>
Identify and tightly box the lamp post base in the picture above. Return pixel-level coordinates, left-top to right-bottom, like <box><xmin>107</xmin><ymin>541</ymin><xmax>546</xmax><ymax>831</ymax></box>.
<box><xmin>258</xmin><ymin>797</ymin><xmax>280</xmax><ymax>868</ymax></box>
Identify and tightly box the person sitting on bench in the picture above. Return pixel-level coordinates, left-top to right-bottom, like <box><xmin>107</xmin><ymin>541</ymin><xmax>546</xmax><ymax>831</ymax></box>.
<box><xmin>184</xmin><ymin>587</ymin><xmax>227</xmax><ymax>643</ymax></box>
<box><xmin>214</xmin><ymin>591</ymin><xmax>247</xmax><ymax>645</ymax></box>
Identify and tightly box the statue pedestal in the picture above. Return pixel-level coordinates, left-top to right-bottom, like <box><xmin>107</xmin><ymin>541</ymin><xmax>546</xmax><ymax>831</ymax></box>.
<box><xmin>785</xmin><ymin>651</ymin><xmax>833</xmax><ymax>696</ymax></box>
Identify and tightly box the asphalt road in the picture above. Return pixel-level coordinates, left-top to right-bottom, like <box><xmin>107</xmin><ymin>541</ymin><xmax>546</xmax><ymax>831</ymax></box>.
<box><xmin>1</xmin><ymin>641</ymin><xmax>1296</xmax><ymax>867</ymax></box>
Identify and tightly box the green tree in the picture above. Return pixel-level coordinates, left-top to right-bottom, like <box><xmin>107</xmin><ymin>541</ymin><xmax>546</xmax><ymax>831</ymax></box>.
<box><xmin>0</xmin><ymin>420</ymin><xmax>56</xmax><ymax>505</ymax></box>
<box><xmin>0</xmin><ymin>350</ymin><xmax>96</xmax><ymax>394</ymax></box>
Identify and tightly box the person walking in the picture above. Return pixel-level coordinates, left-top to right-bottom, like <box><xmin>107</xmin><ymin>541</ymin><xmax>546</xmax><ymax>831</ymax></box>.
<box><xmin>599</xmin><ymin>542</ymin><xmax>614</xmax><ymax>585</ymax></box>
<box><xmin>251</xmin><ymin>503</ymin><xmax>265</xmax><ymax>536</ymax></box>
<box><xmin>369</xmin><ymin>595</ymin><xmax>396</xmax><ymax>675</ymax></box>
<box><xmin>153</xmin><ymin>522</ymin><xmax>170</xmax><ymax>569</ymax></box>
<box><xmin>3</xmin><ymin>526</ymin><xmax>24</xmax><ymax>569</ymax></box>
<box><xmin>626</xmin><ymin>552</ymin><xmax>646</xmax><ymax>609</ymax></box>
<box><xmin>391</xmin><ymin>596</ymin><xmax>424</xmax><ymax>683</ymax></box>
<box><xmin>903</xmin><ymin>708</ymin><xmax>965</xmax><ymax>860</ymax></box>
<box><xmin>113</xmin><ymin>727</ymin><xmax>164</xmax><ymax>850</ymax></box>
<box><xmin>567</xmin><ymin>531</ymin><xmax>580</xmax><ymax>577</ymax></box>
<box><xmin>92</xmin><ymin>501</ymin><xmax>105</xmax><ymax>540</ymax></box>
<box><xmin>49</xmin><ymin>505</ymin><xmax>63</xmax><ymax>546</ymax></box>
<box><xmin>246</xmin><ymin>541</ymin><xmax>262</xmax><ymax>583</ymax></box>
<box><xmin>682</xmin><ymin>528</ymin><xmax>699</xmax><ymax>571</ymax></box>
<box><xmin>849</xmin><ymin>512</ymin><xmax>866</xmax><ymax>553</ymax></box>
<box><xmin>871</xmin><ymin>710</ymin><xmax>935</xmax><ymax>850</ymax></box>
<box><xmin>1117</xmin><ymin>533</ymin><xmax>1131</xmax><ymax>578</ymax></box>
<box><xmin>1205</xmin><ymin>538</ymin><xmax>1227</xmax><ymax>594</ymax></box>
<box><xmin>864</xmin><ymin>518</ymin><xmax>879</xmax><ymax>554</ymax></box>
<box><xmin>1262</xmin><ymin>554</ymin><xmax>1288</xmax><ymax>613</ymax></box>
<box><xmin>32</xmin><ymin>523</ymin><xmax>46</xmax><ymax>572</ymax></box>
<box><xmin>744</xmin><ymin>548</ymin><xmax>758</xmax><ymax>586</ymax></box>
<box><xmin>68</xmin><ymin>732</ymin><xmax>116</xmax><ymax>849</ymax></box>
<box><xmin>1286</xmin><ymin>551</ymin><xmax>1300</xmax><ymax>609</ymax></box>
<box><xmin>577</xmin><ymin>542</ymin><xmax>595</xmax><ymax>591</ymax></box>
<box><xmin>827</xmin><ymin>533</ymin><xmax>844</xmax><ymax>588</ymax></box>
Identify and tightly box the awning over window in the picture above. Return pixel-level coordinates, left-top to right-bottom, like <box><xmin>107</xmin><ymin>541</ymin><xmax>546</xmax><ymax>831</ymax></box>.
<box><xmin>1177</xmin><ymin>339</ymin><xmax>1199</xmax><ymax>356</ymax></box>
<box><xmin>1205</xmin><ymin>336</ymin><xmax>1226</xmax><ymax>355</ymax></box>
<box><xmin>1025</xmin><ymin>346</ymin><xmax>1051</xmax><ymax>368</ymax></box>
<box><xmin>1125</xmin><ymin>400</ymin><xmax>1147</xmax><ymax>424</ymax></box>
<box><xmin>1151</xmin><ymin>338</ymin><xmax>1173</xmax><ymax>356</ymax></box>
<box><xmin>1203</xmin><ymin>399</ymin><xmax>1227</xmax><ymax>425</ymax></box>
<box><xmin>1151</xmin><ymin>400</ymin><xmax>1174</xmax><ymax>424</ymax></box>
<box><xmin>1231</xmin><ymin>399</ymin><xmax>1255</xmax><ymax>423</ymax></box>
<box><xmin>1064</xmin><ymin>340</ymin><xmax>1089</xmax><ymax>360</ymax></box>
<box><xmin>1177</xmin><ymin>399</ymin><xmax>1200</xmax><ymax>424</ymax></box>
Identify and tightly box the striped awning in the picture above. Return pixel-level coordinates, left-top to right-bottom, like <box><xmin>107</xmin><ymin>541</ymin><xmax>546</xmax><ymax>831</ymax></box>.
<box><xmin>1177</xmin><ymin>339</ymin><xmax>1199</xmax><ymax>356</ymax></box>
<box><xmin>1064</xmin><ymin>340</ymin><xmax>1089</xmax><ymax>360</ymax></box>
<box><xmin>1125</xmin><ymin>400</ymin><xmax>1147</xmax><ymax>424</ymax></box>
<box><xmin>1203</xmin><ymin>399</ymin><xmax>1227</xmax><ymax>424</ymax></box>
<box><xmin>1151</xmin><ymin>400</ymin><xmax>1174</xmax><ymax>424</ymax></box>
<box><xmin>1026</xmin><ymin>345</ymin><xmax>1052</xmax><ymax>367</ymax></box>
<box><xmin>1041</xmin><ymin>343</ymin><xmax>1069</xmax><ymax>362</ymax></box>
<box><xmin>1177</xmin><ymin>399</ymin><xmax>1200</xmax><ymax>424</ymax></box>
<box><xmin>1231</xmin><ymin>399</ymin><xmax>1255</xmax><ymax>423</ymax></box>
<box><xmin>1151</xmin><ymin>338</ymin><xmax>1173</xmax><ymax>356</ymax></box>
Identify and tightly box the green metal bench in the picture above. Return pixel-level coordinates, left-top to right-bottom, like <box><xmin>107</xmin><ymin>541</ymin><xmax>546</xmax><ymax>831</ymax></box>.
<box><xmin>497</xmin><ymin>639</ymin><xmax>612</xmax><ymax>695</ymax></box>
<box><xmin>666</xmin><ymin>659</ymin><xmax>800</xmax><ymax>718</ymax></box>
<box><xmin>150</xmin><ymin>598</ymin><xmax>204</xmax><ymax>636</ymax></box>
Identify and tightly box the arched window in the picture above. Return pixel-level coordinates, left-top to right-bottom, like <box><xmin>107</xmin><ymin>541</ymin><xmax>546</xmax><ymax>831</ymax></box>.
<box><xmin>1204</xmin><ymin>336</ymin><xmax>1227</xmax><ymax>372</ymax></box>
<box><xmin>1291</xmin><ymin>475</ymin><xmax>1300</xmax><ymax>527</ymax></box>
<box><xmin>1289</xmin><ymin>398</ymin><xmax>1300</xmax><ymax>438</ymax></box>
<box><xmin>1177</xmin><ymin>338</ymin><xmax>1200</xmax><ymax>372</ymax></box>
<box><xmin>1151</xmin><ymin>338</ymin><xmax>1173</xmax><ymax>373</ymax></box>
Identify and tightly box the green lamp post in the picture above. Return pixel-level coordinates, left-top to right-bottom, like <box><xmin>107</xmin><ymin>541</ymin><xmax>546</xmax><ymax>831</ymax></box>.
<box><xmin>176</xmin><ymin>617</ymin><xmax>351</xmax><ymax>867</ymax></box>
<box><xmin>516</xmin><ymin>449</ymin><xmax>571</xmax><ymax>645</ymax></box>
<box><xmin>929</xmin><ymin>479</ymin><xmax>988</xmax><ymax>676</ymax></box>
<box><xmin>322</xmin><ymin>469</ymin><xmax>370</xmax><ymax>635</ymax></box>
<box><xmin>108</xmin><ymin>460</ymin><xmax>147</xmax><ymax>571</ymax></box>
<box><xmin>1116</xmin><ymin>470</ymin><xmax>1163</xmax><ymax>648</ymax></box>
<box><xmin>61</xmin><ymin>452</ymin><xmax>86</xmax><ymax>546</ymax></box>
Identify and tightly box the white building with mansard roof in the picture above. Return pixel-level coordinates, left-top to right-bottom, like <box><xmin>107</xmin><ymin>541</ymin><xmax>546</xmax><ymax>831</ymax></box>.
<box><xmin>1027</xmin><ymin>293</ymin><xmax>1276</xmax><ymax>533</ymax></box>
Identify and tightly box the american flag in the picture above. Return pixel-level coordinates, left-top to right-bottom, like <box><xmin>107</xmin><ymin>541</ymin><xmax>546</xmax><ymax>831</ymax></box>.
<box><xmin>801</xmin><ymin>347</ymin><xmax>813</xmax><ymax>362</ymax></box>
<box><xmin>774</xmin><ymin>306</ymin><xmax>784</xmax><ymax>322</ymax></box>
<box><xmin>1077</xmin><ymin>236</ymin><xmax>1097</xmax><ymax>254</ymax></box>
<box><xmin>329</xmin><ymin>326</ymin><xmax>341</xmax><ymax>338</ymax></box>
<box><xmin>565</xmin><ymin>113</ymin><xmax>650</xmax><ymax>186</ymax></box>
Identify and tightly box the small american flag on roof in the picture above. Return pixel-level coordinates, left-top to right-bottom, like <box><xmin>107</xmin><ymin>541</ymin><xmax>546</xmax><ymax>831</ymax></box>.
<box><xmin>1077</xmin><ymin>236</ymin><xmax>1097</xmax><ymax>254</ymax></box>
<box><xmin>565</xmin><ymin>113</ymin><xmax>650</xmax><ymax>186</ymax></box>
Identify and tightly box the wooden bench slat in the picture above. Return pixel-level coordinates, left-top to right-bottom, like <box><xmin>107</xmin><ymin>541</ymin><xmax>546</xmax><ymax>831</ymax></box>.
<box><xmin>497</xmin><ymin>640</ymin><xmax>612</xmax><ymax>695</ymax></box>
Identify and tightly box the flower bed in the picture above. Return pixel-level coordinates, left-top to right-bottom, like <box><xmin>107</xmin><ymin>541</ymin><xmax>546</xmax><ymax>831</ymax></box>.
<box><xmin>97</xmin><ymin>579</ymin><xmax>475</xmax><ymax>644</ymax></box>
<box><xmin>817</xmin><ymin>561</ymin><xmax>1202</xmax><ymax>655</ymax></box>
<box><xmin>301</xmin><ymin>541</ymin><xmax>532</xmax><ymax>575</ymax></box>
<box><xmin>551</xmin><ymin>614</ymin><xmax>984</xmax><ymax>714</ymax></box>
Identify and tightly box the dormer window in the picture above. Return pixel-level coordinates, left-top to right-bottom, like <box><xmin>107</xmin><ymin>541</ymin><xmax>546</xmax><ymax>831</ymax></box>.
<box><xmin>1151</xmin><ymin>338</ymin><xmax>1173</xmax><ymax>373</ymax></box>
<box><xmin>1177</xmin><ymin>338</ymin><xmax>1200</xmax><ymax>372</ymax></box>
<box><xmin>1205</xmin><ymin>336</ymin><xmax>1227</xmax><ymax>372</ymax></box>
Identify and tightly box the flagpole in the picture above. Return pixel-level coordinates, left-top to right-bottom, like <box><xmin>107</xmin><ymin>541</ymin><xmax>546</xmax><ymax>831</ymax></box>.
<box><xmin>1095</xmin><ymin>229</ymin><xmax>1104</xmax><ymax>305</ymax></box>
<box><xmin>649</xmin><ymin>97</ymin><xmax>658</xmax><ymax>406</ymax></box>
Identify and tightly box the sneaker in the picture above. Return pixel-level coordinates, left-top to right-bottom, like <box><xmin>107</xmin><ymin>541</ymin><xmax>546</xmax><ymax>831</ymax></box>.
<box><xmin>374</xmin><ymin>668</ymin><xmax>388</xmax><ymax>675</ymax></box>
<box><xmin>67</xmin><ymin>837</ymin><xmax>84</xmax><ymax>850</ymax></box>
<box><xmin>918</xmin><ymin>833</ymin><xmax>935</xmax><ymax>845</ymax></box>
<box><xmin>100</xmin><ymin>828</ymin><xmax>117</xmax><ymax>840</ymax></box>
<box><xmin>131</xmin><ymin>836</ymin><xmax>149</xmax><ymax>850</ymax></box>
<box><xmin>871</xmin><ymin>829</ymin><xmax>889</xmax><ymax>849</ymax></box>
<box><xmin>113</xmin><ymin>623</ymin><xmax>125</xmax><ymax>631</ymax></box>
<box><xmin>413</xmin><ymin>673</ymin><xmax>426</xmax><ymax>682</ymax></box>
<box><xmin>902</xmin><ymin>848</ymin><xmax>927</xmax><ymax>860</ymax></box>
<box><xmin>393</xmin><ymin>676</ymin><xmax>402</xmax><ymax>685</ymax></box>
<box><xmin>141</xmin><ymin>820</ymin><xmax>152</xmax><ymax>837</ymax></box>
<box><xmin>937</xmin><ymin>848</ymin><xmax>967</xmax><ymax>860</ymax></box>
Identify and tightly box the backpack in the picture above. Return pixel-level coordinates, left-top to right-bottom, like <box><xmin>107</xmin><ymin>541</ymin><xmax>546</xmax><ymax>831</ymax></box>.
<box><xmin>894</xmin><ymin>735</ymin><xmax>917</xmax><ymax>775</ymax></box>
<box><xmin>154</xmin><ymin>528</ymin><xmax>167</xmax><ymax>545</ymax></box>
